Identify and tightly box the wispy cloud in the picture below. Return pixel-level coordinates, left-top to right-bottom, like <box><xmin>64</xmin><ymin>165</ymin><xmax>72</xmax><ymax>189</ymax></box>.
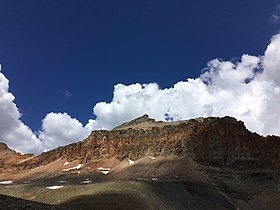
<box><xmin>270</xmin><ymin>3</ymin><xmax>280</xmax><ymax>24</ymax></box>
<box><xmin>62</xmin><ymin>89</ymin><xmax>72</xmax><ymax>99</ymax></box>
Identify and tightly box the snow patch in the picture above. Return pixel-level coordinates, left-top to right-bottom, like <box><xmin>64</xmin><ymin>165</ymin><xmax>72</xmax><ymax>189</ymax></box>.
<box><xmin>73</xmin><ymin>164</ymin><xmax>83</xmax><ymax>169</ymax></box>
<box><xmin>128</xmin><ymin>159</ymin><xmax>134</xmax><ymax>165</ymax></box>
<box><xmin>31</xmin><ymin>166</ymin><xmax>40</xmax><ymax>171</ymax></box>
<box><xmin>150</xmin><ymin>156</ymin><xmax>156</xmax><ymax>160</ymax></box>
<box><xmin>46</xmin><ymin>185</ymin><xmax>63</xmax><ymax>190</ymax></box>
<box><xmin>97</xmin><ymin>167</ymin><xmax>111</xmax><ymax>175</ymax></box>
<box><xmin>0</xmin><ymin>181</ymin><xmax>13</xmax><ymax>185</ymax></box>
<box><xmin>97</xmin><ymin>167</ymin><xmax>111</xmax><ymax>171</ymax></box>
<box><xmin>63</xmin><ymin>164</ymin><xmax>83</xmax><ymax>172</ymax></box>
<box><xmin>63</xmin><ymin>162</ymin><xmax>69</xmax><ymax>166</ymax></box>
<box><xmin>58</xmin><ymin>180</ymin><xmax>67</xmax><ymax>183</ymax></box>
<box><xmin>81</xmin><ymin>178</ymin><xmax>92</xmax><ymax>184</ymax></box>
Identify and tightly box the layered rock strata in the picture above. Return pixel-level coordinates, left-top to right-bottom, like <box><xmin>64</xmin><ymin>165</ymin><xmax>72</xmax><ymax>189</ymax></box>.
<box><xmin>8</xmin><ymin>115</ymin><xmax>279</xmax><ymax>170</ymax></box>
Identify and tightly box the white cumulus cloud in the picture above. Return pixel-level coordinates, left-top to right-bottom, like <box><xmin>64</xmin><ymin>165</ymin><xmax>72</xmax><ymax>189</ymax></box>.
<box><xmin>89</xmin><ymin>33</ymin><xmax>280</xmax><ymax>136</ymax></box>
<box><xmin>0</xmin><ymin>33</ymin><xmax>280</xmax><ymax>154</ymax></box>
<box><xmin>0</xmin><ymin>72</ymin><xmax>42</xmax><ymax>154</ymax></box>
<box><xmin>0</xmin><ymin>73</ymin><xmax>92</xmax><ymax>154</ymax></box>
<box><xmin>39</xmin><ymin>112</ymin><xmax>91</xmax><ymax>151</ymax></box>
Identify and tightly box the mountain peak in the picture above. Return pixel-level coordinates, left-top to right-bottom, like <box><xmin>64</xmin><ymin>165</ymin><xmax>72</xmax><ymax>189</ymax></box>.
<box><xmin>126</xmin><ymin>114</ymin><xmax>155</xmax><ymax>124</ymax></box>
<box><xmin>113</xmin><ymin>114</ymin><xmax>156</xmax><ymax>130</ymax></box>
<box><xmin>0</xmin><ymin>142</ymin><xmax>11</xmax><ymax>151</ymax></box>
<box><xmin>0</xmin><ymin>142</ymin><xmax>8</xmax><ymax>149</ymax></box>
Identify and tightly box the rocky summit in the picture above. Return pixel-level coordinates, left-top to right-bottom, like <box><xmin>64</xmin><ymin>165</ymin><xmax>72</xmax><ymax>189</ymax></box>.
<box><xmin>4</xmin><ymin>115</ymin><xmax>280</xmax><ymax>171</ymax></box>
<box><xmin>0</xmin><ymin>115</ymin><xmax>280</xmax><ymax>210</ymax></box>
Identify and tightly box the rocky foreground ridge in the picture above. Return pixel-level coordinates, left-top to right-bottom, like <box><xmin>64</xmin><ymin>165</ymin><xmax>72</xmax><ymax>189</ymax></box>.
<box><xmin>2</xmin><ymin>115</ymin><xmax>278</xmax><ymax>172</ymax></box>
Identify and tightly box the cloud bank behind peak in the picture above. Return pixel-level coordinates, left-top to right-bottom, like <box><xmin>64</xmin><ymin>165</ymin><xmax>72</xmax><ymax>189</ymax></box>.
<box><xmin>0</xmin><ymin>33</ymin><xmax>280</xmax><ymax>154</ymax></box>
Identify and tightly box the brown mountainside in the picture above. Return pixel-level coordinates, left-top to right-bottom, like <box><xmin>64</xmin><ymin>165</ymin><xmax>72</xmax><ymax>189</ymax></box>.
<box><xmin>0</xmin><ymin>143</ymin><xmax>32</xmax><ymax>171</ymax></box>
<box><xmin>8</xmin><ymin>115</ymin><xmax>280</xmax><ymax>170</ymax></box>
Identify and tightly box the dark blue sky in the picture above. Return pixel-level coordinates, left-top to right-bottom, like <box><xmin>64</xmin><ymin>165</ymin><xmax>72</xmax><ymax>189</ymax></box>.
<box><xmin>0</xmin><ymin>0</ymin><xmax>279</xmax><ymax>131</ymax></box>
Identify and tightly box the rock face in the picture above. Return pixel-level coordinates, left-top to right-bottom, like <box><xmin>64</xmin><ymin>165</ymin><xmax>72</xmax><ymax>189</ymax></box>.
<box><xmin>9</xmin><ymin>115</ymin><xmax>280</xmax><ymax>170</ymax></box>
<box><xmin>0</xmin><ymin>143</ymin><xmax>32</xmax><ymax>171</ymax></box>
<box><xmin>112</xmin><ymin>114</ymin><xmax>156</xmax><ymax>130</ymax></box>
<box><xmin>0</xmin><ymin>143</ymin><xmax>9</xmax><ymax>150</ymax></box>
